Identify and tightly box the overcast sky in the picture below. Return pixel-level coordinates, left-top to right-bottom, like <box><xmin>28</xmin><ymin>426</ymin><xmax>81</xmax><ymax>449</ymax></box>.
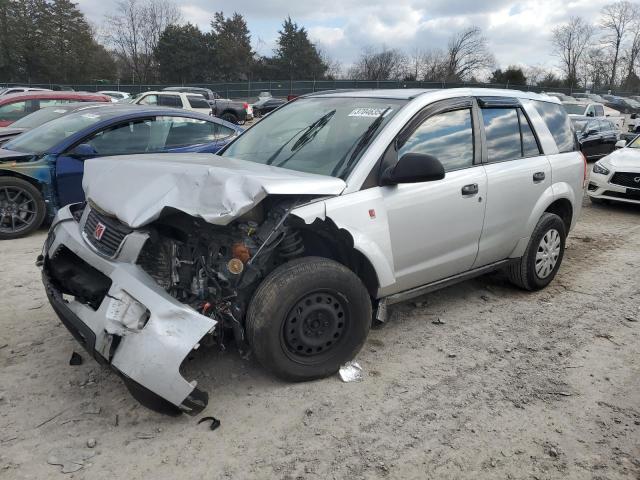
<box><xmin>77</xmin><ymin>0</ymin><xmax>615</xmax><ymax>72</ymax></box>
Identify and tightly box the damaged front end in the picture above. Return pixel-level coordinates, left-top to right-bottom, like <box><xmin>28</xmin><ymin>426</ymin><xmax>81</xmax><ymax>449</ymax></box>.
<box><xmin>41</xmin><ymin>195</ymin><xmax>317</xmax><ymax>414</ymax></box>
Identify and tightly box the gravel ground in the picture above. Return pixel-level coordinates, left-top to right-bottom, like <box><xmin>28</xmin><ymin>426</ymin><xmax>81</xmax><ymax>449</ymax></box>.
<box><xmin>1</xmin><ymin>193</ymin><xmax>639</xmax><ymax>479</ymax></box>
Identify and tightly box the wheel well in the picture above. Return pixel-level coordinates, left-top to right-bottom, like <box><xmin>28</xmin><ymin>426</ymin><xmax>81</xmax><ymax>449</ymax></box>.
<box><xmin>0</xmin><ymin>170</ymin><xmax>44</xmax><ymax>192</ymax></box>
<box><xmin>296</xmin><ymin>220</ymin><xmax>379</xmax><ymax>297</ymax></box>
<box><xmin>544</xmin><ymin>198</ymin><xmax>573</xmax><ymax>231</ymax></box>
<box><xmin>220</xmin><ymin>109</ymin><xmax>237</xmax><ymax>117</ymax></box>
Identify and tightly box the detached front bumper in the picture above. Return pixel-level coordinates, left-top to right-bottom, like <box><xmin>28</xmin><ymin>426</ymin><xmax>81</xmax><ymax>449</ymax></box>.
<box><xmin>41</xmin><ymin>205</ymin><xmax>216</xmax><ymax>415</ymax></box>
<box><xmin>588</xmin><ymin>170</ymin><xmax>640</xmax><ymax>205</ymax></box>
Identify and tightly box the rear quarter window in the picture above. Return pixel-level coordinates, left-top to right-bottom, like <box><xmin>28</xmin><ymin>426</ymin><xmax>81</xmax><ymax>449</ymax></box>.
<box><xmin>533</xmin><ymin>100</ymin><xmax>577</xmax><ymax>153</ymax></box>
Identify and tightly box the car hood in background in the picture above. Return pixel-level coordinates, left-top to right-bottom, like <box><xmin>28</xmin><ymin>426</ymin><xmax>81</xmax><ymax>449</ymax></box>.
<box><xmin>83</xmin><ymin>153</ymin><xmax>346</xmax><ymax>228</ymax></box>
<box><xmin>0</xmin><ymin>148</ymin><xmax>37</xmax><ymax>163</ymax></box>
<box><xmin>602</xmin><ymin>148</ymin><xmax>640</xmax><ymax>169</ymax></box>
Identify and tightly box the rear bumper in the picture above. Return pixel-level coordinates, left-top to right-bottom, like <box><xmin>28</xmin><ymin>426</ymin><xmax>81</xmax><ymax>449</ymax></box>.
<box><xmin>41</xmin><ymin>205</ymin><xmax>216</xmax><ymax>414</ymax></box>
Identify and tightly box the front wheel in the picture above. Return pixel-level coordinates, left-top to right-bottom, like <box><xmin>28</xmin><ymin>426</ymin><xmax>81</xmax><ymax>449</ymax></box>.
<box><xmin>507</xmin><ymin>213</ymin><xmax>566</xmax><ymax>291</ymax></box>
<box><xmin>246</xmin><ymin>257</ymin><xmax>371</xmax><ymax>381</ymax></box>
<box><xmin>0</xmin><ymin>177</ymin><xmax>46</xmax><ymax>240</ymax></box>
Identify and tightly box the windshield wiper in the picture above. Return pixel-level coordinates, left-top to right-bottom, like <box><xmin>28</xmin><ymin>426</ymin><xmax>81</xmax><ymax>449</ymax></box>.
<box><xmin>331</xmin><ymin>107</ymin><xmax>391</xmax><ymax>178</ymax></box>
<box><xmin>265</xmin><ymin>110</ymin><xmax>336</xmax><ymax>166</ymax></box>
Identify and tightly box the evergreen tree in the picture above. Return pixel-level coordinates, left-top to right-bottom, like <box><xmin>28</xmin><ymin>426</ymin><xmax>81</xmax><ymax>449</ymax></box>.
<box><xmin>209</xmin><ymin>12</ymin><xmax>254</xmax><ymax>81</ymax></box>
<box><xmin>272</xmin><ymin>17</ymin><xmax>327</xmax><ymax>80</ymax></box>
<box><xmin>155</xmin><ymin>23</ymin><xmax>209</xmax><ymax>83</ymax></box>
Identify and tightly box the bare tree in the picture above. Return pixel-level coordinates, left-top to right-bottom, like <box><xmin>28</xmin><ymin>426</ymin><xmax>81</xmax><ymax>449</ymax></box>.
<box><xmin>104</xmin><ymin>0</ymin><xmax>181</xmax><ymax>83</ymax></box>
<box><xmin>349</xmin><ymin>46</ymin><xmax>407</xmax><ymax>80</ymax></box>
<box><xmin>582</xmin><ymin>47</ymin><xmax>613</xmax><ymax>89</ymax></box>
<box><xmin>621</xmin><ymin>6</ymin><xmax>640</xmax><ymax>87</ymax></box>
<box><xmin>551</xmin><ymin>16</ymin><xmax>593</xmax><ymax>86</ymax></box>
<box><xmin>600</xmin><ymin>0</ymin><xmax>635</xmax><ymax>88</ymax></box>
<box><xmin>444</xmin><ymin>27</ymin><xmax>495</xmax><ymax>81</ymax></box>
<box><xmin>523</xmin><ymin>65</ymin><xmax>548</xmax><ymax>86</ymax></box>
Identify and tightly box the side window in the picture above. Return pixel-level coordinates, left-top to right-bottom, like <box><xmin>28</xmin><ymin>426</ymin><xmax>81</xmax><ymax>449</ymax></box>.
<box><xmin>398</xmin><ymin>109</ymin><xmax>474</xmax><ymax>172</ymax></box>
<box><xmin>39</xmin><ymin>99</ymin><xmax>71</xmax><ymax>108</ymax></box>
<box><xmin>481</xmin><ymin>108</ymin><xmax>521</xmax><ymax>162</ymax></box>
<box><xmin>163</xmin><ymin>117</ymin><xmax>217</xmax><ymax>148</ymax></box>
<box><xmin>85</xmin><ymin>120</ymin><xmax>152</xmax><ymax>155</ymax></box>
<box><xmin>0</xmin><ymin>100</ymin><xmax>28</xmax><ymax>122</ymax></box>
<box><xmin>519</xmin><ymin>110</ymin><xmax>541</xmax><ymax>157</ymax></box>
<box><xmin>138</xmin><ymin>94</ymin><xmax>157</xmax><ymax>106</ymax></box>
<box><xmin>532</xmin><ymin>101</ymin><xmax>576</xmax><ymax>153</ymax></box>
<box><xmin>214</xmin><ymin>123</ymin><xmax>235</xmax><ymax>140</ymax></box>
<box><xmin>594</xmin><ymin>105</ymin><xmax>604</xmax><ymax>117</ymax></box>
<box><xmin>157</xmin><ymin>95</ymin><xmax>182</xmax><ymax>108</ymax></box>
<box><xmin>187</xmin><ymin>95</ymin><xmax>210</xmax><ymax>109</ymax></box>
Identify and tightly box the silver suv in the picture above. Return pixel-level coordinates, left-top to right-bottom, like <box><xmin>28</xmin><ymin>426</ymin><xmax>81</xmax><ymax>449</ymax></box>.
<box><xmin>40</xmin><ymin>89</ymin><xmax>586</xmax><ymax>414</ymax></box>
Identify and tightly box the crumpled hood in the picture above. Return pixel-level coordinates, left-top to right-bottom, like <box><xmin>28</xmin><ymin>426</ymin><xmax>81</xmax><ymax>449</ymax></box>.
<box><xmin>83</xmin><ymin>153</ymin><xmax>346</xmax><ymax>228</ymax></box>
<box><xmin>601</xmin><ymin>148</ymin><xmax>640</xmax><ymax>170</ymax></box>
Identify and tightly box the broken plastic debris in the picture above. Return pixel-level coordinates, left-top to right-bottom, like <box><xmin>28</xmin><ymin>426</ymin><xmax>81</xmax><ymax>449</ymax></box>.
<box><xmin>338</xmin><ymin>361</ymin><xmax>364</xmax><ymax>383</ymax></box>
<box><xmin>69</xmin><ymin>352</ymin><xmax>83</xmax><ymax>366</ymax></box>
<box><xmin>198</xmin><ymin>416</ymin><xmax>221</xmax><ymax>431</ymax></box>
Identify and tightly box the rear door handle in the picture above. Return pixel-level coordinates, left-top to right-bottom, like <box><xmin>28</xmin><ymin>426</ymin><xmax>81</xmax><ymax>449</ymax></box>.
<box><xmin>533</xmin><ymin>172</ymin><xmax>546</xmax><ymax>182</ymax></box>
<box><xmin>461</xmin><ymin>183</ymin><xmax>479</xmax><ymax>196</ymax></box>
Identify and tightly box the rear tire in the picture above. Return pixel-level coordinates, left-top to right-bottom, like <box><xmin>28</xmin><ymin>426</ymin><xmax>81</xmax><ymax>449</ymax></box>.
<box><xmin>0</xmin><ymin>177</ymin><xmax>46</xmax><ymax>240</ymax></box>
<box><xmin>220</xmin><ymin>112</ymin><xmax>238</xmax><ymax>124</ymax></box>
<box><xmin>246</xmin><ymin>257</ymin><xmax>371</xmax><ymax>381</ymax></box>
<box><xmin>507</xmin><ymin>213</ymin><xmax>566</xmax><ymax>291</ymax></box>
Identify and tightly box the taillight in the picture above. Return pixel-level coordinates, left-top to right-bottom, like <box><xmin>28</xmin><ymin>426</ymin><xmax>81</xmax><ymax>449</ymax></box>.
<box><xmin>581</xmin><ymin>151</ymin><xmax>588</xmax><ymax>188</ymax></box>
<box><xmin>243</xmin><ymin>102</ymin><xmax>249</xmax><ymax>111</ymax></box>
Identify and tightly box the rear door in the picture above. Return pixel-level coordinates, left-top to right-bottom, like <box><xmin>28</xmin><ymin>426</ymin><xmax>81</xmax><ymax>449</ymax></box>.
<box><xmin>473</xmin><ymin>97</ymin><xmax>551</xmax><ymax>267</ymax></box>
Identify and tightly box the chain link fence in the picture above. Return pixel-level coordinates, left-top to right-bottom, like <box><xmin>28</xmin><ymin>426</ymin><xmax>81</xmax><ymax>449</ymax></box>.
<box><xmin>2</xmin><ymin>79</ymin><xmax>638</xmax><ymax>100</ymax></box>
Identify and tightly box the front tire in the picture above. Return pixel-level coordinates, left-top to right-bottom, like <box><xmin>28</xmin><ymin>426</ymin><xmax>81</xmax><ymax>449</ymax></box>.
<box><xmin>0</xmin><ymin>177</ymin><xmax>46</xmax><ymax>240</ymax></box>
<box><xmin>507</xmin><ymin>213</ymin><xmax>566</xmax><ymax>291</ymax></box>
<box><xmin>246</xmin><ymin>257</ymin><xmax>371</xmax><ymax>381</ymax></box>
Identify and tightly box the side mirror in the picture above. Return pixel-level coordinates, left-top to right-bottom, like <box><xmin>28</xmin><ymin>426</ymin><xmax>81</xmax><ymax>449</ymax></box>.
<box><xmin>586</xmin><ymin>111</ymin><xmax>594</xmax><ymax>117</ymax></box>
<box><xmin>381</xmin><ymin>153</ymin><xmax>445</xmax><ymax>186</ymax></box>
<box><xmin>615</xmin><ymin>140</ymin><xmax>626</xmax><ymax>149</ymax></box>
<box><xmin>631</xmin><ymin>113</ymin><xmax>638</xmax><ymax>119</ymax></box>
<box><xmin>68</xmin><ymin>143</ymin><xmax>97</xmax><ymax>159</ymax></box>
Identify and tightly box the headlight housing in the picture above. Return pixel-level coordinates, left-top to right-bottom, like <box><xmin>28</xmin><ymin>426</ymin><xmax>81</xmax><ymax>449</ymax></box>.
<box><xmin>593</xmin><ymin>162</ymin><xmax>610</xmax><ymax>175</ymax></box>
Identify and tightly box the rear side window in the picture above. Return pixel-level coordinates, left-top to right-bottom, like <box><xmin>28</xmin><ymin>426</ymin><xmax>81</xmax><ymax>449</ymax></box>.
<box><xmin>594</xmin><ymin>105</ymin><xmax>604</xmax><ymax>117</ymax></box>
<box><xmin>481</xmin><ymin>107</ymin><xmax>541</xmax><ymax>162</ymax></box>
<box><xmin>533</xmin><ymin>100</ymin><xmax>576</xmax><ymax>153</ymax></box>
<box><xmin>0</xmin><ymin>100</ymin><xmax>28</xmax><ymax>122</ymax></box>
<box><xmin>399</xmin><ymin>108</ymin><xmax>474</xmax><ymax>172</ymax></box>
<box><xmin>157</xmin><ymin>95</ymin><xmax>182</xmax><ymax>108</ymax></box>
<box><xmin>187</xmin><ymin>95</ymin><xmax>210</xmax><ymax>109</ymax></box>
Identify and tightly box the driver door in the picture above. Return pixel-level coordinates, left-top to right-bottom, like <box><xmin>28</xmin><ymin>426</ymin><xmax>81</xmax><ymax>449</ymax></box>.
<box><xmin>380</xmin><ymin>98</ymin><xmax>487</xmax><ymax>293</ymax></box>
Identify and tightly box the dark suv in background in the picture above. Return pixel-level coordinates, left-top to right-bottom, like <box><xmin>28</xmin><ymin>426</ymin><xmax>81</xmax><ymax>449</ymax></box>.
<box><xmin>163</xmin><ymin>86</ymin><xmax>253</xmax><ymax>124</ymax></box>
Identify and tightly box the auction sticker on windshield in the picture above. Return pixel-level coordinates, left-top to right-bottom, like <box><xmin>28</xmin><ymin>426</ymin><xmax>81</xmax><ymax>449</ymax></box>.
<box><xmin>348</xmin><ymin>108</ymin><xmax>392</xmax><ymax>117</ymax></box>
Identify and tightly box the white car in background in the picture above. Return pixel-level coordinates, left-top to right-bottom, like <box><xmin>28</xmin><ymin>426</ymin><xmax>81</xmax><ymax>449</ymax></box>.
<box><xmin>588</xmin><ymin>135</ymin><xmax>640</xmax><ymax>205</ymax></box>
<box><xmin>0</xmin><ymin>86</ymin><xmax>51</xmax><ymax>96</ymax></box>
<box><xmin>562</xmin><ymin>101</ymin><xmax>625</xmax><ymax>131</ymax></box>
<box><xmin>132</xmin><ymin>91</ymin><xmax>212</xmax><ymax>115</ymax></box>
<box><xmin>98</xmin><ymin>90</ymin><xmax>131</xmax><ymax>102</ymax></box>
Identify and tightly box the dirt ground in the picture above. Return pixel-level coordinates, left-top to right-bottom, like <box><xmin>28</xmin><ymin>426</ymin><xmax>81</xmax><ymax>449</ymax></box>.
<box><xmin>1</xmin><ymin>193</ymin><xmax>639</xmax><ymax>480</ymax></box>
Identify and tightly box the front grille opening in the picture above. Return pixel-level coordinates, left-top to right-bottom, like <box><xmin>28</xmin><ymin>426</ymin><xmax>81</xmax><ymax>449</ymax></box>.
<box><xmin>587</xmin><ymin>182</ymin><xmax>598</xmax><ymax>191</ymax></box>
<box><xmin>610</xmin><ymin>172</ymin><xmax>640</xmax><ymax>189</ymax></box>
<box><xmin>83</xmin><ymin>208</ymin><xmax>132</xmax><ymax>257</ymax></box>
<box><xmin>603</xmin><ymin>190</ymin><xmax>640</xmax><ymax>201</ymax></box>
<box><xmin>47</xmin><ymin>246</ymin><xmax>112</xmax><ymax>310</ymax></box>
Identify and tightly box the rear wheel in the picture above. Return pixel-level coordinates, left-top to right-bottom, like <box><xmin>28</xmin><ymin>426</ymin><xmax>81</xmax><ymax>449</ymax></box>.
<box><xmin>0</xmin><ymin>177</ymin><xmax>46</xmax><ymax>240</ymax></box>
<box><xmin>220</xmin><ymin>112</ymin><xmax>238</xmax><ymax>124</ymax></box>
<box><xmin>246</xmin><ymin>257</ymin><xmax>371</xmax><ymax>381</ymax></box>
<box><xmin>507</xmin><ymin>213</ymin><xmax>566</xmax><ymax>291</ymax></box>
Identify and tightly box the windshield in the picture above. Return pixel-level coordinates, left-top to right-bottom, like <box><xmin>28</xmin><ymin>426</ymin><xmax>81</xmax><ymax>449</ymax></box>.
<box><xmin>629</xmin><ymin>136</ymin><xmax>640</xmax><ymax>149</ymax></box>
<box><xmin>563</xmin><ymin>103</ymin><xmax>585</xmax><ymax>115</ymax></box>
<box><xmin>10</xmin><ymin>106</ymin><xmax>75</xmax><ymax>129</ymax></box>
<box><xmin>221</xmin><ymin>97</ymin><xmax>406</xmax><ymax>178</ymax></box>
<box><xmin>4</xmin><ymin>110</ymin><xmax>109</xmax><ymax>154</ymax></box>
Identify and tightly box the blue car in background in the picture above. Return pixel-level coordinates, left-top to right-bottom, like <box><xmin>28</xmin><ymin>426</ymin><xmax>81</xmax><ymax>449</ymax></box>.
<box><xmin>0</xmin><ymin>105</ymin><xmax>243</xmax><ymax>239</ymax></box>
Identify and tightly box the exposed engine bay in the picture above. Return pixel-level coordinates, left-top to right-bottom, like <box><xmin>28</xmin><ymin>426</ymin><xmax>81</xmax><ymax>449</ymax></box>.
<box><xmin>136</xmin><ymin>198</ymin><xmax>306</xmax><ymax>351</ymax></box>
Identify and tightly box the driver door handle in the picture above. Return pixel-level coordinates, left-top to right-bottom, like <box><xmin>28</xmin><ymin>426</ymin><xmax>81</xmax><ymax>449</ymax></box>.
<box><xmin>461</xmin><ymin>183</ymin><xmax>479</xmax><ymax>196</ymax></box>
<box><xmin>533</xmin><ymin>171</ymin><xmax>546</xmax><ymax>182</ymax></box>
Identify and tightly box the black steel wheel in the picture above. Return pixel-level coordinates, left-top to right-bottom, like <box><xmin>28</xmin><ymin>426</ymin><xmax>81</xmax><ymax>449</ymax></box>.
<box><xmin>282</xmin><ymin>290</ymin><xmax>349</xmax><ymax>363</ymax></box>
<box><xmin>246</xmin><ymin>257</ymin><xmax>371</xmax><ymax>381</ymax></box>
<box><xmin>0</xmin><ymin>177</ymin><xmax>46</xmax><ymax>240</ymax></box>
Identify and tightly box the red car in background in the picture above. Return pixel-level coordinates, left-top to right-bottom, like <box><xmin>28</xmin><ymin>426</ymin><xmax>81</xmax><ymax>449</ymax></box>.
<box><xmin>0</xmin><ymin>91</ymin><xmax>111</xmax><ymax>126</ymax></box>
